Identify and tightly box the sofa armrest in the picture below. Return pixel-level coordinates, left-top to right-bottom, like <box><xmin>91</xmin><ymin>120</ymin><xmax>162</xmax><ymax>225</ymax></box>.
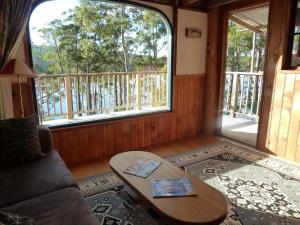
<box><xmin>37</xmin><ymin>125</ymin><xmax>53</xmax><ymax>153</ymax></box>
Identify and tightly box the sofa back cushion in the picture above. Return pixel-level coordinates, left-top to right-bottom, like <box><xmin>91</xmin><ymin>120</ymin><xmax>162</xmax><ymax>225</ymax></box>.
<box><xmin>37</xmin><ymin>125</ymin><xmax>53</xmax><ymax>153</ymax></box>
<box><xmin>0</xmin><ymin>115</ymin><xmax>44</xmax><ymax>167</ymax></box>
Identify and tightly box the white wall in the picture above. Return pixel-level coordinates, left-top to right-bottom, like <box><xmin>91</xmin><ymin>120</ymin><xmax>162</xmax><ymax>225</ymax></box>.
<box><xmin>176</xmin><ymin>9</ymin><xmax>207</xmax><ymax>75</ymax></box>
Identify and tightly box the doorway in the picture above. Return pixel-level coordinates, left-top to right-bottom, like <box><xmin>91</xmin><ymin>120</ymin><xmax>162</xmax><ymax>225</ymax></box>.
<box><xmin>220</xmin><ymin>5</ymin><xmax>269</xmax><ymax>146</ymax></box>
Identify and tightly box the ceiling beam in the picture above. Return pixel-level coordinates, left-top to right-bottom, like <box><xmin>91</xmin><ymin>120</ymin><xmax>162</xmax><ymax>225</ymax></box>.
<box><xmin>136</xmin><ymin>0</ymin><xmax>174</xmax><ymax>6</ymax></box>
<box><xmin>229</xmin><ymin>15</ymin><xmax>263</xmax><ymax>33</ymax></box>
<box><xmin>205</xmin><ymin>0</ymin><xmax>240</xmax><ymax>9</ymax></box>
<box><xmin>180</xmin><ymin>0</ymin><xmax>204</xmax><ymax>6</ymax></box>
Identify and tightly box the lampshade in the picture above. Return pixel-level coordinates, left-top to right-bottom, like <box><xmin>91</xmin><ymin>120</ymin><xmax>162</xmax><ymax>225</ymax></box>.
<box><xmin>0</xmin><ymin>59</ymin><xmax>38</xmax><ymax>78</ymax></box>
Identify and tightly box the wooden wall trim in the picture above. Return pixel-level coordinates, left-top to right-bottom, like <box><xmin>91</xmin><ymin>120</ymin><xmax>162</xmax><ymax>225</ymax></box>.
<box><xmin>202</xmin><ymin>7</ymin><xmax>222</xmax><ymax>135</ymax></box>
<box><xmin>216</xmin><ymin>7</ymin><xmax>229</xmax><ymax>134</ymax></box>
<box><xmin>257</xmin><ymin>0</ymin><xmax>300</xmax><ymax>163</ymax></box>
<box><xmin>203</xmin><ymin>0</ymin><xmax>270</xmax><ymax>136</ymax></box>
<box><xmin>257</xmin><ymin>0</ymin><xmax>292</xmax><ymax>150</ymax></box>
<box><xmin>173</xmin><ymin>6</ymin><xmax>178</xmax><ymax>76</ymax></box>
<box><xmin>220</xmin><ymin>0</ymin><xmax>269</xmax><ymax>12</ymax></box>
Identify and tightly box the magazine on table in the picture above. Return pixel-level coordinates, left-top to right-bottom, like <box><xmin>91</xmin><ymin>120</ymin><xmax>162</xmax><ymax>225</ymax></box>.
<box><xmin>123</xmin><ymin>158</ymin><xmax>161</xmax><ymax>178</ymax></box>
<box><xmin>151</xmin><ymin>178</ymin><xmax>196</xmax><ymax>198</ymax></box>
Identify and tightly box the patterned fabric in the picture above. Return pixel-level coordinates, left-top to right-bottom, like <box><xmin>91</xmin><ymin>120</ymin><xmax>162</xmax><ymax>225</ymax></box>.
<box><xmin>0</xmin><ymin>0</ymin><xmax>35</xmax><ymax>69</ymax></box>
<box><xmin>0</xmin><ymin>116</ymin><xmax>44</xmax><ymax>167</ymax></box>
<box><xmin>0</xmin><ymin>211</ymin><xmax>33</xmax><ymax>225</ymax></box>
<box><xmin>78</xmin><ymin>141</ymin><xmax>300</xmax><ymax>225</ymax></box>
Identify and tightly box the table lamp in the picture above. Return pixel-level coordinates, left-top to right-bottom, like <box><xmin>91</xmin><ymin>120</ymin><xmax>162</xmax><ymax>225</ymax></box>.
<box><xmin>0</xmin><ymin>59</ymin><xmax>38</xmax><ymax>117</ymax></box>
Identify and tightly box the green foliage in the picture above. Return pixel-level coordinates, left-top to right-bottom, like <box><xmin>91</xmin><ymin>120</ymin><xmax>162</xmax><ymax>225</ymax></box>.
<box><xmin>31</xmin><ymin>45</ymin><xmax>49</xmax><ymax>73</ymax></box>
<box><xmin>226</xmin><ymin>20</ymin><xmax>266</xmax><ymax>72</ymax></box>
<box><xmin>224</xmin><ymin>21</ymin><xmax>267</xmax><ymax>114</ymax></box>
<box><xmin>31</xmin><ymin>0</ymin><xmax>169</xmax><ymax>74</ymax></box>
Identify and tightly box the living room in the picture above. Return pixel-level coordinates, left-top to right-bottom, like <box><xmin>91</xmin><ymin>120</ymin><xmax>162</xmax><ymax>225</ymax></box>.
<box><xmin>0</xmin><ymin>0</ymin><xmax>300</xmax><ymax>225</ymax></box>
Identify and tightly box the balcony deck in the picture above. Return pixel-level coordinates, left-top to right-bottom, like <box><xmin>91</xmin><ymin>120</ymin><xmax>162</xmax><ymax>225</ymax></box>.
<box><xmin>221</xmin><ymin>115</ymin><xmax>258</xmax><ymax>146</ymax></box>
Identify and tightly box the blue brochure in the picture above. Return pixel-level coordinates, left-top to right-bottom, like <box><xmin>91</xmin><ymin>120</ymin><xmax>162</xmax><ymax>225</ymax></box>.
<box><xmin>151</xmin><ymin>178</ymin><xmax>195</xmax><ymax>197</ymax></box>
<box><xmin>123</xmin><ymin>158</ymin><xmax>161</xmax><ymax>178</ymax></box>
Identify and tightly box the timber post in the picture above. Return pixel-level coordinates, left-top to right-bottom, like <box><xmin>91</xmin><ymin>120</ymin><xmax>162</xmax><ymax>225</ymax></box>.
<box><xmin>65</xmin><ymin>76</ymin><xmax>73</xmax><ymax>119</ymax></box>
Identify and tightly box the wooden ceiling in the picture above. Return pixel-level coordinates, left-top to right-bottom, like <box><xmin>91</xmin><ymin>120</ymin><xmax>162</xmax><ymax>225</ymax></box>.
<box><xmin>138</xmin><ymin>0</ymin><xmax>240</xmax><ymax>10</ymax></box>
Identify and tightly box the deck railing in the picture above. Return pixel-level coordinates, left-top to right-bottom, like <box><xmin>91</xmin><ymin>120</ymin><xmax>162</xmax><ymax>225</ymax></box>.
<box><xmin>223</xmin><ymin>72</ymin><xmax>263</xmax><ymax>118</ymax></box>
<box><xmin>35</xmin><ymin>71</ymin><xmax>167</xmax><ymax>122</ymax></box>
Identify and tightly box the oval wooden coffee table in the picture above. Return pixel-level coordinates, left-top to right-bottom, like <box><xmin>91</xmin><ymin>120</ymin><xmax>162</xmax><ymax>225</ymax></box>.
<box><xmin>110</xmin><ymin>151</ymin><xmax>227</xmax><ymax>225</ymax></box>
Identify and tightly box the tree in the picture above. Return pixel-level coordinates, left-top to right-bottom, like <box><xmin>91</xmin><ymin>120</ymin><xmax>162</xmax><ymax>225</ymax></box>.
<box><xmin>226</xmin><ymin>20</ymin><xmax>267</xmax><ymax>72</ymax></box>
<box><xmin>224</xmin><ymin>20</ymin><xmax>267</xmax><ymax>114</ymax></box>
<box><xmin>32</xmin><ymin>0</ymin><xmax>169</xmax><ymax>119</ymax></box>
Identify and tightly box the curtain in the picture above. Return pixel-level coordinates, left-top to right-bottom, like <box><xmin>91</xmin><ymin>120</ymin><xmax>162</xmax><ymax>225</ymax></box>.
<box><xmin>0</xmin><ymin>0</ymin><xmax>35</xmax><ymax>68</ymax></box>
<box><xmin>0</xmin><ymin>0</ymin><xmax>35</xmax><ymax>119</ymax></box>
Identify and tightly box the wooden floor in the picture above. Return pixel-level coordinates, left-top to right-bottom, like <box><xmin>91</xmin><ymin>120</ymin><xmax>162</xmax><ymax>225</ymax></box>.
<box><xmin>70</xmin><ymin>135</ymin><xmax>226</xmax><ymax>180</ymax></box>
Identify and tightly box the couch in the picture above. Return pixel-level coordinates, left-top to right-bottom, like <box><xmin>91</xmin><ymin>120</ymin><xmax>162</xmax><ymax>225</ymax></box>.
<box><xmin>0</xmin><ymin>126</ymin><xmax>100</xmax><ymax>225</ymax></box>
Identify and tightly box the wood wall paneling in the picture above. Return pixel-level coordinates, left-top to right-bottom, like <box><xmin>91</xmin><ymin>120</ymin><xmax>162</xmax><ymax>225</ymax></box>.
<box><xmin>267</xmin><ymin>72</ymin><xmax>300</xmax><ymax>163</ymax></box>
<box><xmin>277</xmin><ymin>75</ymin><xmax>295</xmax><ymax>157</ymax></box>
<box><xmin>286</xmin><ymin>75</ymin><xmax>300</xmax><ymax>161</ymax></box>
<box><xmin>267</xmin><ymin>73</ymin><xmax>285</xmax><ymax>152</ymax></box>
<box><xmin>51</xmin><ymin>75</ymin><xmax>205</xmax><ymax>166</ymax></box>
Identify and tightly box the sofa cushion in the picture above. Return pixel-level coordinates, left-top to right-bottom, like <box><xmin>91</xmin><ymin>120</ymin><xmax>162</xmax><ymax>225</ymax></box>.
<box><xmin>0</xmin><ymin>150</ymin><xmax>77</xmax><ymax>208</ymax></box>
<box><xmin>0</xmin><ymin>188</ymin><xmax>100</xmax><ymax>225</ymax></box>
<box><xmin>37</xmin><ymin>125</ymin><xmax>53</xmax><ymax>153</ymax></box>
<box><xmin>0</xmin><ymin>116</ymin><xmax>44</xmax><ymax>168</ymax></box>
<box><xmin>0</xmin><ymin>211</ymin><xmax>33</xmax><ymax>225</ymax></box>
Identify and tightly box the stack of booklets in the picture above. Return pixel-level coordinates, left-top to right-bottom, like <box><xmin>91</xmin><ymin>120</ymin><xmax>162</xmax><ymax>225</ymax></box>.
<box><xmin>123</xmin><ymin>159</ymin><xmax>195</xmax><ymax>198</ymax></box>
<box><xmin>151</xmin><ymin>178</ymin><xmax>195</xmax><ymax>198</ymax></box>
<box><xmin>123</xmin><ymin>158</ymin><xmax>161</xmax><ymax>178</ymax></box>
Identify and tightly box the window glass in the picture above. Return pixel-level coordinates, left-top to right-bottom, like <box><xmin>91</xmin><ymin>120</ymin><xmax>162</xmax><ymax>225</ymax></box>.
<box><xmin>30</xmin><ymin>0</ymin><xmax>172</xmax><ymax>126</ymax></box>
<box><xmin>291</xmin><ymin>1</ymin><xmax>300</xmax><ymax>67</ymax></box>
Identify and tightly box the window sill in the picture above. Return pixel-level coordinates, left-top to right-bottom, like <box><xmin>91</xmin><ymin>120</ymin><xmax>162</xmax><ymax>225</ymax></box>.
<box><xmin>43</xmin><ymin>106</ymin><xmax>171</xmax><ymax>129</ymax></box>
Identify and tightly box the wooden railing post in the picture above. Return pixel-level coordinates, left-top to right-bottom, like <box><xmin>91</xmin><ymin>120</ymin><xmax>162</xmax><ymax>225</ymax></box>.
<box><xmin>230</xmin><ymin>73</ymin><xmax>239</xmax><ymax>117</ymax></box>
<box><xmin>136</xmin><ymin>74</ymin><xmax>141</xmax><ymax>110</ymax></box>
<box><xmin>37</xmin><ymin>77</ymin><xmax>43</xmax><ymax>124</ymax></box>
<box><xmin>65</xmin><ymin>76</ymin><xmax>73</xmax><ymax>119</ymax></box>
<box><xmin>37</xmin><ymin>71</ymin><xmax>169</xmax><ymax>122</ymax></box>
<box><xmin>151</xmin><ymin>75</ymin><xmax>155</xmax><ymax>107</ymax></box>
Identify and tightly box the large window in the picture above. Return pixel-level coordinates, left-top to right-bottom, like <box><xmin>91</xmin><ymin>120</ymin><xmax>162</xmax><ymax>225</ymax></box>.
<box><xmin>286</xmin><ymin>0</ymin><xmax>300</xmax><ymax>68</ymax></box>
<box><xmin>29</xmin><ymin>0</ymin><xmax>172</xmax><ymax>126</ymax></box>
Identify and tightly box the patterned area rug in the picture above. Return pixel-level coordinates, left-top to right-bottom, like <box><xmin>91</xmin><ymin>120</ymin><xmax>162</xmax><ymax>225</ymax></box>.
<box><xmin>78</xmin><ymin>141</ymin><xmax>300</xmax><ymax>225</ymax></box>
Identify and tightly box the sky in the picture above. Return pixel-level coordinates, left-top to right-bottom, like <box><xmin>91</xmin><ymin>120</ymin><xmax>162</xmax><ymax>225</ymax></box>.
<box><xmin>29</xmin><ymin>0</ymin><xmax>79</xmax><ymax>45</ymax></box>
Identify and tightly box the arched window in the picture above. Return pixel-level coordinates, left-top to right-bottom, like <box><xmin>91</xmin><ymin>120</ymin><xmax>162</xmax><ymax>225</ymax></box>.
<box><xmin>29</xmin><ymin>0</ymin><xmax>172</xmax><ymax>127</ymax></box>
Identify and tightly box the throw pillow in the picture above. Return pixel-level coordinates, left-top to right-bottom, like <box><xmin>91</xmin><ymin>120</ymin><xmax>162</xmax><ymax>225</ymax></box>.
<box><xmin>0</xmin><ymin>115</ymin><xmax>44</xmax><ymax>167</ymax></box>
<box><xmin>0</xmin><ymin>211</ymin><xmax>33</xmax><ymax>225</ymax></box>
